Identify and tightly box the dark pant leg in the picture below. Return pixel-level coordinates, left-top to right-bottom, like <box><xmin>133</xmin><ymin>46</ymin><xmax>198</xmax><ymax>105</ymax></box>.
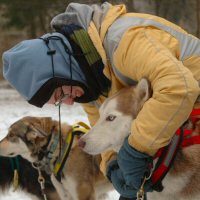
<box><xmin>119</xmin><ymin>194</ymin><xmax>147</xmax><ymax>200</ymax></box>
<box><xmin>119</xmin><ymin>196</ymin><xmax>137</xmax><ymax>200</ymax></box>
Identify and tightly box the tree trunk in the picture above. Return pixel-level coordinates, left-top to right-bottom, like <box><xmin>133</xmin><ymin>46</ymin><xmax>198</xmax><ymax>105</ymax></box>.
<box><xmin>27</xmin><ymin>21</ymin><xmax>37</xmax><ymax>39</ymax></box>
<box><xmin>155</xmin><ymin>0</ymin><xmax>161</xmax><ymax>16</ymax></box>
<box><xmin>196</xmin><ymin>0</ymin><xmax>200</xmax><ymax>38</ymax></box>
<box><xmin>39</xmin><ymin>12</ymin><xmax>48</xmax><ymax>33</ymax></box>
<box><xmin>126</xmin><ymin>0</ymin><xmax>134</xmax><ymax>12</ymax></box>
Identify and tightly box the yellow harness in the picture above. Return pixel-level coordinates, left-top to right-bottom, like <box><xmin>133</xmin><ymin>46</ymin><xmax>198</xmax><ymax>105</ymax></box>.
<box><xmin>54</xmin><ymin>122</ymin><xmax>90</xmax><ymax>178</ymax></box>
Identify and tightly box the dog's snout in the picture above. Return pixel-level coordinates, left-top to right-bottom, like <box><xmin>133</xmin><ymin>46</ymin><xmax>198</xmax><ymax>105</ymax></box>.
<box><xmin>78</xmin><ymin>139</ymin><xmax>86</xmax><ymax>148</ymax></box>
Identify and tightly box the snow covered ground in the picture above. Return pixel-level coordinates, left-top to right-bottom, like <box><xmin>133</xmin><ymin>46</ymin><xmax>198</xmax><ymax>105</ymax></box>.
<box><xmin>0</xmin><ymin>82</ymin><xmax>119</xmax><ymax>200</ymax></box>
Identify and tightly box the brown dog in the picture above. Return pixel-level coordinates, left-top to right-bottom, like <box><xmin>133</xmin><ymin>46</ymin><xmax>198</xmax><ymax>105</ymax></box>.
<box><xmin>79</xmin><ymin>78</ymin><xmax>200</xmax><ymax>200</ymax></box>
<box><xmin>0</xmin><ymin>116</ymin><xmax>113</xmax><ymax>200</ymax></box>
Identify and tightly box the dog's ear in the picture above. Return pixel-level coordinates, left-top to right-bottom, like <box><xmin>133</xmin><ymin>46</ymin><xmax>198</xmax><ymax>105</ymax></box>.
<box><xmin>40</xmin><ymin>117</ymin><xmax>54</xmax><ymax>134</ymax></box>
<box><xmin>9</xmin><ymin>121</ymin><xmax>28</xmax><ymax>136</ymax></box>
<box><xmin>26</xmin><ymin>125</ymin><xmax>47</xmax><ymax>142</ymax></box>
<box><xmin>135</xmin><ymin>78</ymin><xmax>152</xmax><ymax>106</ymax></box>
<box><xmin>22</xmin><ymin>116</ymin><xmax>53</xmax><ymax>134</ymax></box>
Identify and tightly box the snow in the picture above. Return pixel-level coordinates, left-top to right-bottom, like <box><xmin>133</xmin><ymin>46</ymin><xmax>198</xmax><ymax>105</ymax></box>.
<box><xmin>0</xmin><ymin>83</ymin><xmax>119</xmax><ymax>200</ymax></box>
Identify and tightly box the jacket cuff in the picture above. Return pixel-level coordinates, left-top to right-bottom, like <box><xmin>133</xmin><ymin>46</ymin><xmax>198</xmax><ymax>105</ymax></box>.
<box><xmin>123</xmin><ymin>137</ymin><xmax>151</xmax><ymax>158</ymax></box>
<box><xmin>128</xmin><ymin>135</ymin><xmax>158</xmax><ymax>156</ymax></box>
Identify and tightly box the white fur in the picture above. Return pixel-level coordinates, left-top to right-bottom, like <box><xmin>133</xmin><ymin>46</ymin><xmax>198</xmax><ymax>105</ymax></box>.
<box><xmin>80</xmin><ymin>79</ymin><xmax>200</xmax><ymax>200</ymax></box>
<box><xmin>0</xmin><ymin>187</ymin><xmax>41</xmax><ymax>200</ymax></box>
<box><xmin>81</xmin><ymin>99</ymin><xmax>132</xmax><ymax>154</ymax></box>
<box><xmin>80</xmin><ymin>79</ymin><xmax>150</xmax><ymax>155</ymax></box>
<box><xmin>0</xmin><ymin>138</ymin><xmax>33</xmax><ymax>162</ymax></box>
<box><xmin>51</xmin><ymin>174</ymin><xmax>73</xmax><ymax>200</ymax></box>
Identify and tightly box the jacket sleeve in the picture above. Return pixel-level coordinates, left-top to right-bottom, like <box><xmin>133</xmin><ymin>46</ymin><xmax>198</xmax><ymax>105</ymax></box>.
<box><xmin>113</xmin><ymin>27</ymin><xmax>200</xmax><ymax>156</ymax></box>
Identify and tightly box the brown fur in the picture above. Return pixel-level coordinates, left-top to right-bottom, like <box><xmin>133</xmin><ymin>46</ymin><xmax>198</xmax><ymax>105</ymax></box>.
<box><xmin>114</xmin><ymin>81</ymin><xmax>200</xmax><ymax>199</ymax></box>
<box><xmin>81</xmin><ymin>78</ymin><xmax>200</xmax><ymax>200</ymax></box>
<box><xmin>170</xmin><ymin>145</ymin><xmax>200</xmax><ymax>197</ymax></box>
<box><xmin>115</xmin><ymin>82</ymin><xmax>200</xmax><ymax>199</ymax></box>
<box><xmin>6</xmin><ymin>116</ymin><xmax>112</xmax><ymax>200</ymax></box>
<box><xmin>115</xmin><ymin>81</ymin><xmax>152</xmax><ymax>117</ymax></box>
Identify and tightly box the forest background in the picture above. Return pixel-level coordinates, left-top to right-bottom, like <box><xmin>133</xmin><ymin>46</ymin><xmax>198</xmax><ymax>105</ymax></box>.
<box><xmin>0</xmin><ymin>0</ymin><xmax>200</xmax><ymax>80</ymax></box>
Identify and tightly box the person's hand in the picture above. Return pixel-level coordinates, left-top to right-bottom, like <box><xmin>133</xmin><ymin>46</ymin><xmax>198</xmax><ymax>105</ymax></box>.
<box><xmin>107</xmin><ymin>160</ymin><xmax>138</xmax><ymax>198</ymax></box>
<box><xmin>106</xmin><ymin>137</ymin><xmax>153</xmax><ymax>198</ymax></box>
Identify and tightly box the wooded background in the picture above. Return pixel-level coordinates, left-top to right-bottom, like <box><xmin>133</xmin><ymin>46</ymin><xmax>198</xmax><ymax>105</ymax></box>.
<box><xmin>1</xmin><ymin>0</ymin><xmax>200</xmax><ymax>80</ymax></box>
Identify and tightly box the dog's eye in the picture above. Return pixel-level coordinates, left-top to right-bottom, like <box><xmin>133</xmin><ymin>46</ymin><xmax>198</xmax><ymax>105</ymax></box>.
<box><xmin>106</xmin><ymin>115</ymin><xmax>116</xmax><ymax>121</ymax></box>
<box><xmin>7</xmin><ymin>132</ymin><xmax>18</xmax><ymax>142</ymax></box>
<box><xmin>8</xmin><ymin>132</ymin><xmax>15</xmax><ymax>138</ymax></box>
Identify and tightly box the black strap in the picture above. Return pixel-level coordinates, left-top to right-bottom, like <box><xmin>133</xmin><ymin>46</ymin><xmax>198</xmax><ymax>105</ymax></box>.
<box><xmin>119</xmin><ymin>195</ymin><xmax>147</xmax><ymax>200</ymax></box>
<box><xmin>55</xmin><ymin>131</ymin><xmax>75</xmax><ymax>182</ymax></box>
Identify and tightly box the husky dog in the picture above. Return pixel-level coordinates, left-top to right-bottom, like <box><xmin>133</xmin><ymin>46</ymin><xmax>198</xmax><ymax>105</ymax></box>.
<box><xmin>0</xmin><ymin>117</ymin><xmax>113</xmax><ymax>200</ymax></box>
<box><xmin>0</xmin><ymin>155</ymin><xmax>60</xmax><ymax>200</ymax></box>
<box><xmin>79</xmin><ymin>78</ymin><xmax>200</xmax><ymax>200</ymax></box>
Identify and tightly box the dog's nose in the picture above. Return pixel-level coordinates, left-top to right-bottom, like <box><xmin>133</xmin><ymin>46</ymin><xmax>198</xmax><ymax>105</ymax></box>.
<box><xmin>78</xmin><ymin>139</ymin><xmax>86</xmax><ymax>148</ymax></box>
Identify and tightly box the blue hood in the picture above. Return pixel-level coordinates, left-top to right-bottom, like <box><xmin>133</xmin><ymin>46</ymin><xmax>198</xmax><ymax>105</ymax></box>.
<box><xmin>3</xmin><ymin>32</ymin><xmax>88</xmax><ymax>106</ymax></box>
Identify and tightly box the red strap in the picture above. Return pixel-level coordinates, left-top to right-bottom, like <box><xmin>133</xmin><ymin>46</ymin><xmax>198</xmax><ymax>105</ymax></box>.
<box><xmin>190</xmin><ymin>108</ymin><xmax>200</xmax><ymax>117</ymax></box>
<box><xmin>182</xmin><ymin>135</ymin><xmax>200</xmax><ymax>148</ymax></box>
<box><xmin>152</xmin><ymin>165</ymin><xmax>168</xmax><ymax>184</ymax></box>
<box><xmin>152</xmin><ymin>108</ymin><xmax>200</xmax><ymax>185</ymax></box>
<box><xmin>182</xmin><ymin>108</ymin><xmax>200</xmax><ymax>146</ymax></box>
<box><xmin>152</xmin><ymin>131</ymin><xmax>182</xmax><ymax>185</ymax></box>
<box><xmin>183</xmin><ymin>129</ymin><xmax>193</xmax><ymax>136</ymax></box>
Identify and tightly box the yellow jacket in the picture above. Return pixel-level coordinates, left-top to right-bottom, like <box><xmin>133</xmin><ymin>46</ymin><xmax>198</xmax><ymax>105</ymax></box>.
<box><xmin>52</xmin><ymin>3</ymin><xmax>200</xmax><ymax>174</ymax></box>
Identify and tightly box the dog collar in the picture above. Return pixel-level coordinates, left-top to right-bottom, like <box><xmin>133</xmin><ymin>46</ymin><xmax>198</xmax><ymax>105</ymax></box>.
<box><xmin>39</xmin><ymin>121</ymin><xmax>90</xmax><ymax>177</ymax></box>
<box><xmin>41</xmin><ymin>128</ymin><xmax>60</xmax><ymax>174</ymax></box>
<box><xmin>53</xmin><ymin>122</ymin><xmax>90</xmax><ymax>180</ymax></box>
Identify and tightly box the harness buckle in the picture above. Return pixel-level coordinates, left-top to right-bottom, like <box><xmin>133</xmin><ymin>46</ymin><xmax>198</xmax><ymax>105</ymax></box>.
<box><xmin>137</xmin><ymin>177</ymin><xmax>146</xmax><ymax>200</ymax></box>
<box><xmin>137</xmin><ymin>163</ymin><xmax>154</xmax><ymax>200</ymax></box>
<box><xmin>32</xmin><ymin>162</ymin><xmax>48</xmax><ymax>200</ymax></box>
